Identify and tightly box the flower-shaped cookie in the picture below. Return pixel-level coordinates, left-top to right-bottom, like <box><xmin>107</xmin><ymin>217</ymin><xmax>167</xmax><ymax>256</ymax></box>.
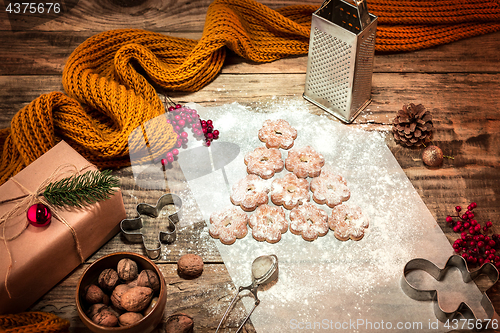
<box><xmin>209</xmin><ymin>207</ymin><xmax>248</xmax><ymax>245</ymax></box>
<box><xmin>310</xmin><ymin>171</ymin><xmax>350</xmax><ymax>208</ymax></box>
<box><xmin>258</xmin><ymin>119</ymin><xmax>298</xmax><ymax>150</ymax></box>
<box><xmin>271</xmin><ymin>173</ymin><xmax>309</xmax><ymax>210</ymax></box>
<box><xmin>244</xmin><ymin>146</ymin><xmax>283</xmax><ymax>179</ymax></box>
<box><xmin>329</xmin><ymin>203</ymin><xmax>369</xmax><ymax>241</ymax></box>
<box><xmin>290</xmin><ymin>203</ymin><xmax>329</xmax><ymax>241</ymax></box>
<box><xmin>230</xmin><ymin>174</ymin><xmax>269</xmax><ymax>212</ymax></box>
<box><xmin>285</xmin><ymin>146</ymin><xmax>325</xmax><ymax>178</ymax></box>
<box><xmin>249</xmin><ymin>204</ymin><xmax>288</xmax><ymax>243</ymax></box>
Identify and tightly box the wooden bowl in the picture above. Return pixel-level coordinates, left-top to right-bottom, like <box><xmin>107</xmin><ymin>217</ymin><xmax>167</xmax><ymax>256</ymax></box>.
<box><xmin>76</xmin><ymin>252</ymin><xmax>167</xmax><ymax>333</ymax></box>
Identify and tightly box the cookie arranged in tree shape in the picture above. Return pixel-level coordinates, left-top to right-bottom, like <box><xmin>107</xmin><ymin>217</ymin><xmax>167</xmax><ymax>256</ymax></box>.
<box><xmin>230</xmin><ymin>174</ymin><xmax>269</xmax><ymax>212</ymax></box>
<box><xmin>244</xmin><ymin>146</ymin><xmax>284</xmax><ymax>179</ymax></box>
<box><xmin>328</xmin><ymin>203</ymin><xmax>369</xmax><ymax>241</ymax></box>
<box><xmin>271</xmin><ymin>173</ymin><xmax>309</xmax><ymax>210</ymax></box>
<box><xmin>285</xmin><ymin>146</ymin><xmax>325</xmax><ymax>178</ymax></box>
<box><xmin>310</xmin><ymin>171</ymin><xmax>350</xmax><ymax>208</ymax></box>
<box><xmin>249</xmin><ymin>204</ymin><xmax>288</xmax><ymax>243</ymax></box>
<box><xmin>209</xmin><ymin>207</ymin><xmax>249</xmax><ymax>245</ymax></box>
<box><xmin>289</xmin><ymin>203</ymin><xmax>329</xmax><ymax>241</ymax></box>
<box><xmin>258</xmin><ymin>119</ymin><xmax>298</xmax><ymax>150</ymax></box>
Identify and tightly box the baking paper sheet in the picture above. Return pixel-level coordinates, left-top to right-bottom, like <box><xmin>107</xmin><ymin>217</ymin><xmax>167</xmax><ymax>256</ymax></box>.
<box><xmin>131</xmin><ymin>99</ymin><xmax>497</xmax><ymax>332</ymax></box>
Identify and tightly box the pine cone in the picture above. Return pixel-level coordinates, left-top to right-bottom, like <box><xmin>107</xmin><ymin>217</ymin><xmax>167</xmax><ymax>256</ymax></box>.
<box><xmin>392</xmin><ymin>103</ymin><xmax>433</xmax><ymax>147</ymax></box>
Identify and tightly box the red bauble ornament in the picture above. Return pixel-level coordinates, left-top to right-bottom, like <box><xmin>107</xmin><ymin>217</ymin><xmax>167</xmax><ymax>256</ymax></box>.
<box><xmin>27</xmin><ymin>203</ymin><xmax>51</xmax><ymax>227</ymax></box>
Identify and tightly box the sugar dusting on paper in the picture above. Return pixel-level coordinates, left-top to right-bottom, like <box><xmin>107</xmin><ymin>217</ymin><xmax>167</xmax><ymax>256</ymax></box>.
<box><xmin>182</xmin><ymin>99</ymin><xmax>455</xmax><ymax>332</ymax></box>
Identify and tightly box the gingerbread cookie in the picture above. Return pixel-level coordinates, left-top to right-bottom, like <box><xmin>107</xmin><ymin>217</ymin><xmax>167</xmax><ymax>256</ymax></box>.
<box><xmin>271</xmin><ymin>173</ymin><xmax>309</xmax><ymax>210</ymax></box>
<box><xmin>248</xmin><ymin>204</ymin><xmax>288</xmax><ymax>243</ymax></box>
<box><xmin>328</xmin><ymin>203</ymin><xmax>369</xmax><ymax>241</ymax></box>
<box><xmin>310</xmin><ymin>171</ymin><xmax>350</xmax><ymax>208</ymax></box>
<box><xmin>244</xmin><ymin>146</ymin><xmax>284</xmax><ymax>179</ymax></box>
<box><xmin>289</xmin><ymin>203</ymin><xmax>329</xmax><ymax>241</ymax></box>
<box><xmin>230</xmin><ymin>174</ymin><xmax>269</xmax><ymax>212</ymax></box>
<box><xmin>285</xmin><ymin>146</ymin><xmax>325</xmax><ymax>178</ymax></box>
<box><xmin>209</xmin><ymin>207</ymin><xmax>249</xmax><ymax>245</ymax></box>
<box><xmin>258</xmin><ymin>119</ymin><xmax>297</xmax><ymax>150</ymax></box>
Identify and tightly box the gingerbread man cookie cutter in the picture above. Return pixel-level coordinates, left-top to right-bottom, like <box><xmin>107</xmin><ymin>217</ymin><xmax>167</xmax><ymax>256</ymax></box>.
<box><xmin>120</xmin><ymin>193</ymin><xmax>182</xmax><ymax>260</ymax></box>
<box><xmin>402</xmin><ymin>255</ymin><xmax>499</xmax><ymax>327</ymax></box>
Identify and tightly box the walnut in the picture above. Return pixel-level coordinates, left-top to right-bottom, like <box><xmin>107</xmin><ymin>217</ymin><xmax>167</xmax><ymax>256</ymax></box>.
<box><xmin>98</xmin><ymin>268</ymin><xmax>119</xmax><ymax>291</ymax></box>
<box><xmin>121</xmin><ymin>286</ymin><xmax>153</xmax><ymax>312</ymax></box>
<box><xmin>177</xmin><ymin>254</ymin><xmax>204</xmax><ymax>278</ymax></box>
<box><xmin>137</xmin><ymin>269</ymin><xmax>160</xmax><ymax>292</ymax></box>
<box><xmin>165</xmin><ymin>313</ymin><xmax>194</xmax><ymax>333</ymax></box>
<box><xmin>91</xmin><ymin>307</ymin><xmax>118</xmax><ymax>327</ymax></box>
<box><xmin>85</xmin><ymin>284</ymin><xmax>109</xmax><ymax>305</ymax></box>
<box><xmin>111</xmin><ymin>284</ymin><xmax>131</xmax><ymax>310</ymax></box>
<box><xmin>86</xmin><ymin>303</ymin><xmax>106</xmax><ymax>318</ymax></box>
<box><xmin>117</xmin><ymin>258</ymin><xmax>139</xmax><ymax>282</ymax></box>
<box><xmin>118</xmin><ymin>312</ymin><xmax>144</xmax><ymax>326</ymax></box>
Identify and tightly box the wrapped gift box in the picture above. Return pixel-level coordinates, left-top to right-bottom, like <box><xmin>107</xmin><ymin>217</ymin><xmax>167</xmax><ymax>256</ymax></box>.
<box><xmin>0</xmin><ymin>141</ymin><xmax>127</xmax><ymax>314</ymax></box>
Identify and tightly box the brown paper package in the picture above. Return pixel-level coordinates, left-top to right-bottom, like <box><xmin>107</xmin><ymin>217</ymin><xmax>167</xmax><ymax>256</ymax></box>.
<box><xmin>0</xmin><ymin>141</ymin><xmax>127</xmax><ymax>314</ymax></box>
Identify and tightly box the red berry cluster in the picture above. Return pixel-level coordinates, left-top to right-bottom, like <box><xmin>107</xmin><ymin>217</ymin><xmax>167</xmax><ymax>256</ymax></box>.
<box><xmin>446</xmin><ymin>202</ymin><xmax>499</xmax><ymax>267</ymax></box>
<box><xmin>160</xmin><ymin>103</ymin><xmax>220</xmax><ymax>166</ymax></box>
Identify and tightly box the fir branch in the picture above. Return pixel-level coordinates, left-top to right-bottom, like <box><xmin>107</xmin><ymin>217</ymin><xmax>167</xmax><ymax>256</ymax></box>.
<box><xmin>42</xmin><ymin>170</ymin><xmax>120</xmax><ymax>208</ymax></box>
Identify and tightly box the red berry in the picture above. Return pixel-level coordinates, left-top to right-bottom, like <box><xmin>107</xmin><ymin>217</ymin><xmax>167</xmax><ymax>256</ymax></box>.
<box><xmin>180</xmin><ymin>131</ymin><xmax>188</xmax><ymax>138</ymax></box>
<box><xmin>462</xmin><ymin>214</ymin><xmax>468</xmax><ymax>220</ymax></box>
<box><xmin>471</xmin><ymin>202</ymin><xmax>477</xmax><ymax>208</ymax></box>
<box><xmin>166</xmin><ymin>152</ymin><xmax>173</xmax><ymax>158</ymax></box>
<box><xmin>454</xmin><ymin>248</ymin><xmax>461</xmax><ymax>253</ymax></box>
<box><xmin>207</xmin><ymin>133</ymin><xmax>214</xmax><ymax>140</ymax></box>
<box><xmin>178</xmin><ymin>120</ymin><xmax>186</xmax><ymax>127</ymax></box>
<box><xmin>213</xmin><ymin>130</ymin><xmax>219</xmax><ymax>136</ymax></box>
<box><xmin>478</xmin><ymin>241</ymin><xmax>485</xmax><ymax>248</ymax></box>
<box><xmin>174</xmin><ymin>125</ymin><xmax>181</xmax><ymax>132</ymax></box>
<box><xmin>207</xmin><ymin>120</ymin><xmax>213</xmax><ymax>126</ymax></box>
<box><xmin>205</xmin><ymin>140</ymin><xmax>211</xmax><ymax>147</ymax></box>
<box><xmin>161</xmin><ymin>158</ymin><xmax>168</xmax><ymax>166</ymax></box>
<box><xmin>471</xmin><ymin>220</ymin><xmax>478</xmax><ymax>226</ymax></box>
<box><xmin>453</xmin><ymin>226</ymin><xmax>460</xmax><ymax>232</ymax></box>
<box><xmin>456</xmin><ymin>206</ymin><xmax>462</xmax><ymax>212</ymax></box>
<box><xmin>168</xmin><ymin>106</ymin><xmax>175</xmax><ymax>112</ymax></box>
<box><xmin>489</xmin><ymin>240</ymin><xmax>496</xmax><ymax>247</ymax></box>
<box><xmin>175</xmin><ymin>104</ymin><xmax>182</xmax><ymax>109</ymax></box>
<box><xmin>486</xmin><ymin>221</ymin><xmax>493</xmax><ymax>228</ymax></box>
<box><xmin>474</xmin><ymin>225</ymin><xmax>481</xmax><ymax>232</ymax></box>
<box><xmin>172</xmin><ymin>149</ymin><xmax>179</xmax><ymax>156</ymax></box>
<box><xmin>468</xmin><ymin>212</ymin><xmax>474</xmax><ymax>219</ymax></box>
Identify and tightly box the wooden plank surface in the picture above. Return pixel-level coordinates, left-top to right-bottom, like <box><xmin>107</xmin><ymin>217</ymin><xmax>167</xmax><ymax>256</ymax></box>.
<box><xmin>1</xmin><ymin>0</ymin><xmax>500</xmax><ymax>331</ymax></box>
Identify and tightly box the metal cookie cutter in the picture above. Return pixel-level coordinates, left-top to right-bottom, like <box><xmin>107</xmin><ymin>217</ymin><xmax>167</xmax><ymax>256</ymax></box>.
<box><xmin>120</xmin><ymin>193</ymin><xmax>182</xmax><ymax>260</ymax></box>
<box><xmin>402</xmin><ymin>255</ymin><xmax>499</xmax><ymax>327</ymax></box>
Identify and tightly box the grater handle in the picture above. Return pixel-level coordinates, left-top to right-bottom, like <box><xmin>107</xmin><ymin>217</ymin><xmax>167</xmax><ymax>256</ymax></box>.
<box><xmin>354</xmin><ymin>0</ymin><xmax>371</xmax><ymax>30</ymax></box>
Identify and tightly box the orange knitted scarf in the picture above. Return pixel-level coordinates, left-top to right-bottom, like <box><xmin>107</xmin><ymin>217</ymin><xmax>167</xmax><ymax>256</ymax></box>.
<box><xmin>0</xmin><ymin>0</ymin><xmax>499</xmax><ymax>185</ymax></box>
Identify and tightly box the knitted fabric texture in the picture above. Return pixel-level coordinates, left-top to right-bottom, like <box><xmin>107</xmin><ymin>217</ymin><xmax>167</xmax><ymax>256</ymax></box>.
<box><xmin>1</xmin><ymin>0</ymin><xmax>500</xmax><ymax>185</ymax></box>
<box><xmin>0</xmin><ymin>311</ymin><xmax>70</xmax><ymax>333</ymax></box>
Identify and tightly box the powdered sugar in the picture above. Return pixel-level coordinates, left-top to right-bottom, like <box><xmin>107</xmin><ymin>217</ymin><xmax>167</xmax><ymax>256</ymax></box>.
<box><xmin>182</xmin><ymin>99</ymin><xmax>456</xmax><ymax>332</ymax></box>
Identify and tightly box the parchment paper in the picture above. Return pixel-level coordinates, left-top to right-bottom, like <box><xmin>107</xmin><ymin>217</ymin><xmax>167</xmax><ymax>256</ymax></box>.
<box><xmin>132</xmin><ymin>100</ymin><xmax>497</xmax><ymax>332</ymax></box>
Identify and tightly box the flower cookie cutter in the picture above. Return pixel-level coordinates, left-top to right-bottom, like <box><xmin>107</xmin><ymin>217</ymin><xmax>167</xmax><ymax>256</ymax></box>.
<box><xmin>402</xmin><ymin>255</ymin><xmax>499</xmax><ymax>325</ymax></box>
<box><xmin>120</xmin><ymin>193</ymin><xmax>182</xmax><ymax>260</ymax></box>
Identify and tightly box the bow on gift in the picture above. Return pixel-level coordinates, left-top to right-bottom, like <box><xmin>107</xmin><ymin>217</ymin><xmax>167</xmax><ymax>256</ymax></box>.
<box><xmin>0</xmin><ymin>164</ymin><xmax>119</xmax><ymax>298</ymax></box>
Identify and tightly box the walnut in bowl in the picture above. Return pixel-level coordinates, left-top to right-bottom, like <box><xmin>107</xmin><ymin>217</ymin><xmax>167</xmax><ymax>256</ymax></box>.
<box><xmin>76</xmin><ymin>252</ymin><xmax>166</xmax><ymax>333</ymax></box>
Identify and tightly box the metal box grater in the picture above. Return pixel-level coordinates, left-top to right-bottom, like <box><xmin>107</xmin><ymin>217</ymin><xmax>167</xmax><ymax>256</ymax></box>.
<box><xmin>303</xmin><ymin>0</ymin><xmax>378</xmax><ymax>123</ymax></box>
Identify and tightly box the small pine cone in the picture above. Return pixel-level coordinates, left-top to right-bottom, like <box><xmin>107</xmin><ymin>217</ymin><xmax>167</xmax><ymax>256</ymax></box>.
<box><xmin>392</xmin><ymin>103</ymin><xmax>433</xmax><ymax>147</ymax></box>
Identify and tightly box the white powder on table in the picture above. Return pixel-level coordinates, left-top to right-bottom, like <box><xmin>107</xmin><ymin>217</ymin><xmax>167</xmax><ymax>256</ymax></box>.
<box><xmin>177</xmin><ymin>99</ymin><xmax>466</xmax><ymax>332</ymax></box>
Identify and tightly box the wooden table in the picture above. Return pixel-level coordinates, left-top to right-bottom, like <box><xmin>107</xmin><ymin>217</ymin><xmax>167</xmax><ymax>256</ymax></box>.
<box><xmin>1</xmin><ymin>0</ymin><xmax>499</xmax><ymax>331</ymax></box>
